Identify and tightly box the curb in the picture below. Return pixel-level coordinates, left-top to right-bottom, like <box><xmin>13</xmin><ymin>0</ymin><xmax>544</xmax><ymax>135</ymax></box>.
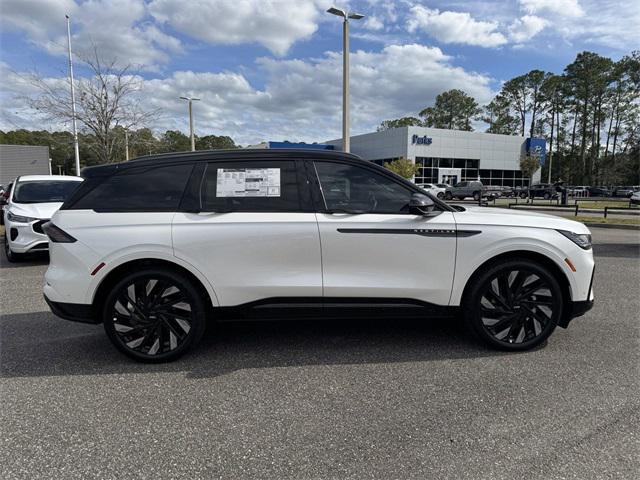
<box><xmin>583</xmin><ymin>223</ymin><xmax>640</xmax><ymax>231</ymax></box>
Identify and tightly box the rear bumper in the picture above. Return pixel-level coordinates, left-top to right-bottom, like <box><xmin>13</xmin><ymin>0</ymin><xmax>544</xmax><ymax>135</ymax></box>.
<box><xmin>44</xmin><ymin>294</ymin><xmax>100</xmax><ymax>324</ymax></box>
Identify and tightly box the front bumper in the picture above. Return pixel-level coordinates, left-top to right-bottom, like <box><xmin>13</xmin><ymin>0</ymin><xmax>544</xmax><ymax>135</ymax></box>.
<box><xmin>6</xmin><ymin>219</ymin><xmax>50</xmax><ymax>253</ymax></box>
<box><xmin>44</xmin><ymin>294</ymin><xmax>100</xmax><ymax>324</ymax></box>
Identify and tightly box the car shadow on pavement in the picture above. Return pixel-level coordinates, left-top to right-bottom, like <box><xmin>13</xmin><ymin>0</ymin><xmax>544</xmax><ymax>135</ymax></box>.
<box><xmin>0</xmin><ymin>312</ymin><xmax>511</xmax><ymax>379</ymax></box>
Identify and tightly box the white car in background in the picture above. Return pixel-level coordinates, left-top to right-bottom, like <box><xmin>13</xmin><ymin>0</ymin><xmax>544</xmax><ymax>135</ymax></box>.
<box><xmin>3</xmin><ymin>175</ymin><xmax>83</xmax><ymax>262</ymax></box>
<box><xmin>417</xmin><ymin>183</ymin><xmax>446</xmax><ymax>199</ymax></box>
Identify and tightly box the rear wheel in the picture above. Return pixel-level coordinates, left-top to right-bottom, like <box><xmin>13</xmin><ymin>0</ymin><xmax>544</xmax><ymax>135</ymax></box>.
<box><xmin>543</xmin><ymin>192</ymin><xmax>551</xmax><ymax>200</ymax></box>
<box><xmin>437</xmin><ymin>192</ymin><xmax>444</xmax><ymax>199</ymax></box>
<box><xmin>102</xmin><ymin>268</ymin><xmax>207</xmax><ymax>362</ymax></box>
<box><xmin>463</xmin><ymin>259</ymin><xmax>562</xmax><ymax>350</ymax></box>
<box><xmin>519</xmin><ymin>192</ymin><xmax>528</xmax><ymax>199</ymax></box>
<box><xmin>473</xmin><ymin>191</ymin><xmax>481</xmax><ymax>201</ymax></box>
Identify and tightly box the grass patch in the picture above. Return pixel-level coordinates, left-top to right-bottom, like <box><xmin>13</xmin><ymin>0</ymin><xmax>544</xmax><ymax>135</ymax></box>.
<box><xmin>574</xmin><ymin>201</ymin><xmax>637</xmax><ymax>209</ymax></box>
<box><xmin>573</xmin><ymin>216</ymin><xmax>640</xmax><ymax>226</ymax></box>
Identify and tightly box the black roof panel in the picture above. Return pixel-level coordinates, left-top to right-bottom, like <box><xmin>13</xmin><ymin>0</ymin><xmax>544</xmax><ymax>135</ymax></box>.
<box><xmin>81</xmin><ymin>148</ymin><xmax>361</xmax><ymax>178</ymax></box>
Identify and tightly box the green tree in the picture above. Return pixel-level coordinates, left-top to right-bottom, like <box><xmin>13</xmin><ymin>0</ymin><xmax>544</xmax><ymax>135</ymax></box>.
<box><xmin>384</xmin><ymin>158</ymin><xmax>419</xmax><ymax>179</ymax></box>
<box><xmin>419</xmin><ymin>89</ymin><xmax>481</xmax><ymax>131</ymax></box>
<box><xmin>520</xmin><ymin>152</ymin><xmax>541</xmax><ymax>181</ymax></box>
<box><xmin>196</xmin><ymin>134</ymin><xmax>237</xmax><ymax>150</ymax></box>
<box><xmin>481</xmin><ymin>95</ymin><xmax>519</xmax><ymax>135</ymax></box>
<box><xmin>377</xmin><ymin>117</ymin><xmax>422</xmax><ymax>131</ymax></box>
<box><xmin>159</xmin><ymin>130</ymin><xmax>191</xmax><ymax>152</ymax></box>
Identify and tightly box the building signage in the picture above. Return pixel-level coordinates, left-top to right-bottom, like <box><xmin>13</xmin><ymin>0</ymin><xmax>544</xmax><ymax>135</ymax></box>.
<box><xmin>525</xmin><ymin>138</ymin><xmax>546</xmax><ymax>166</ymax></box>
<box><xmin>412</xmin><ymin>134</ymin><xmax>433</xmax><ymax>145</ymax></box>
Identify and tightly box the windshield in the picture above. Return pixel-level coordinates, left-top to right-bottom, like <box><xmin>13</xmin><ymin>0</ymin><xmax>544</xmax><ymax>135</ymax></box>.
<box><xmin>13</xmin><ymin>180</ymin><xmax>82</xmax><ymax>204</ymax></box>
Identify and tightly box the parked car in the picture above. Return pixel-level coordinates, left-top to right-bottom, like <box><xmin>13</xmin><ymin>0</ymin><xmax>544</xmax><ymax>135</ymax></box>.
<box><xmin>630</xmin><ymin>191</ymin><xmax>640</xmax><ymax>205</ymax></box>
<box><xmin>522</xmin><ymin>183</ymin><xmax>558</xmax><ymax>200</ymax></box>
<box><xmin>0</xmin><ymin>182</ymin><xmax>12</xmax><ymax>226</ymax></box>
<box><xmin>501</xmin><ymin>186</ymin><xmax>515</xmax><ymax>198</ymax></box>
<box><xmin>3</xmin><ymin>175</ymin><xmax>83</xmax><ymax>261</ymax></box>
<box><xmin>444</xmin><ymin>181</ymin><xmax>485</xmax><ymax>201</ymax></box>
<box><xmin>587</xmin><ymin>186</ymin><xmax>611</xmax><ymax>197</ymax></box>
<box><xmin>484</xmin><ymin>185</ymin><xmax>504</xmax><ymax>199</ymax></box>
<box><xmin>568</xmin><ymin>186</ymin><xmax>590</xmax><ymax>197</ymax></box>
<box><xmin>612</xmin><ymin>186</ymin><xmax>636</xmax><ymax>198</ymax></box>
<box><xmin>42</xmin><ymin>149</ymin><xmax>594</xmax><ymax>362</ymax></box>
<box><xmin>416</xmin><ymin>183</ymin><xmax>446</xmax><ymax>199</ymax></box>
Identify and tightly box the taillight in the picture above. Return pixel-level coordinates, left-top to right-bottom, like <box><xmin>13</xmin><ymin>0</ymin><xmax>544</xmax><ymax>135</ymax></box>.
<box><xmin>42</xmin><ymin>222</ymin><xmax>77</xmax><ymax>243</ymax></box>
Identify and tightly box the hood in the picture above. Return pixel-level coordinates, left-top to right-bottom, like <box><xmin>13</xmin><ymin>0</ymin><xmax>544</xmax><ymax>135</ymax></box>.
<box><xmin>8</xmin><ymin>202</ymin><xmax>64</xmax><ymax>220</ymax></box>
<box><xmin>453</xmin><ymin>206</ymin><xmax>590</xmax><ymax>234</ymax></box>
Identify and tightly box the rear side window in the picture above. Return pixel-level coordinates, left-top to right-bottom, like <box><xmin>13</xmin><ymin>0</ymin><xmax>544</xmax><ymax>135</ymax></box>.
<box><xmin>70</xmin><ymin>163</ymin><xmax>193</xmax><ymax>212</ymax></box>
<box><xmin>201</xmin><ymin>161</ymin><xmax>301</xmax><ymax>212</ymax></box>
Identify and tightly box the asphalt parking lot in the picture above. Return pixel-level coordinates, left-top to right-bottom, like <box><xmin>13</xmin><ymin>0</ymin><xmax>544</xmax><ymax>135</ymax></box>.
<box><xmin>1</xmin><ymin>228</ymin><xmax>639</xmax><ymax>480</ymax></box>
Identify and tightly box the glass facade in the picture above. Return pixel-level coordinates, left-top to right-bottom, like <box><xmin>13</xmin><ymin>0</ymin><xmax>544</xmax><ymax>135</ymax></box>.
<box><xmin>414</xmin><ymin>157</ymin><xmax>530</xmax><ymax>187</ymax></box>
<box><xmin>415</xmin><ymin>157</ymin><xmax>479</xmax><ymax>184</ymax></box>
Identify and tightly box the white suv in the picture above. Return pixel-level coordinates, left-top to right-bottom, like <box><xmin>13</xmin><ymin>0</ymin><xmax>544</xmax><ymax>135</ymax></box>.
<box><xmin>3</xmin><ymin>175</ymin><xmax>83</xmax><ymax>261</ymax></box>
<box><xmin>43</xmin><ymin>150</ymin><xmax>595</xmax><ymax>362</ymax></box>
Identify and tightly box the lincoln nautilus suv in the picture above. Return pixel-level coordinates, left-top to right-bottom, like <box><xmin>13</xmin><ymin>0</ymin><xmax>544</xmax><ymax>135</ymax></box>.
<box><xmin>42</xmin><ymin>149</ymin><xmax>594</xmax><ymax>362</ymax></box>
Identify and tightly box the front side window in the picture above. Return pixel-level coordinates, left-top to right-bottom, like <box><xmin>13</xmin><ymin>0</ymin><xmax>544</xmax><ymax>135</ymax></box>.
<box><xmin>70</xmin><ymin>163</ymin><xmax>193</xmax><ymax>211</ymax></box>
<box><xmin>201</xmin><ymin>160</ymin><xmax>301</xmax><ymax>212</ymax></box>
<box><xmin>13</xmin><ymin>180</ymin><xmax>82</xmax><ymax>204</ymax></box>
<box><xmin>314</xmin><ymin>162</ymin><xmax>413</xmax><ymax>214</ymax></box>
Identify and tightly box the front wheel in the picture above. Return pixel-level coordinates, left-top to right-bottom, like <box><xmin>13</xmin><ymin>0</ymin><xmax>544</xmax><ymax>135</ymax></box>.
<box><xmin>4</xmin><ymin>236</ymin><xmax>25</xmax><ymax>262</ymax></box>
<box><xmin>543</xmin><ymin>192</ymin><xmax>551</xmax><ymax>200</ymax></box>
<box><xmin>473</xmin><ymin>191</ymin><xmax>481</xmax><ymax>201</ymax></box>
<box><xmin>103</xmin><ymin>268</ymin><xmax>207</xmax><ymax>362</ymax></box>
<box><xmin>437</xmin><ymin>192</ymin><xmax>444</xmax><ymax>199</ymax></box>
<box><xmin>463</xmin><ymin>259</ymin><xmax>563</xmax><ymax>350</ymax></box>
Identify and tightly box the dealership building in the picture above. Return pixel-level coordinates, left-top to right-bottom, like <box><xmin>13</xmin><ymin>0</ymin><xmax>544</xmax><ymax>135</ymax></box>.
<box><xmin>324</xmin><ymin>127</ymin><xmax>544</xmax><ymax>187</ymax></box>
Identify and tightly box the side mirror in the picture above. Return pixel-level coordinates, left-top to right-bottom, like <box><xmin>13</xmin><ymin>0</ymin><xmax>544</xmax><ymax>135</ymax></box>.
<box><xmin>409</xmin><ymin>193</ymin><xmax>435</xmax><ymax>215</ymax></box>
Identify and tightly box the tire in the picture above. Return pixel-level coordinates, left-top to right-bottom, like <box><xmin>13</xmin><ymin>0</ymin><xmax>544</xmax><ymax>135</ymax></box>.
<box><xmin>462</xmin><ymin>258</ymin><xmax>563</xmax><ymax>351</ymax></box>
<box><xmin>102</xmin><ymin>268</ymin><xmax>207</xmax><ymax>362</ymax></box>
<box><xmin>445</xmin><ymin>192</ymin><xmax>453</xmax><ymax>200</ymax></box>
<box><xmin>437</xmin><ymin>192</ymin><xmax>444</xmax><ymax>199</ymax></box>
<box><xmin>543</xmin><ymin>192</ymin><xmax>551</xmax><ymax>200</ymax></box>
<box><xmin>473</xmin><ymin>191</ymin><xmax>481</xmax><ymax>201</ymax></box>
<box><xmin>4</xmin><ymin>236</ymin><xmax>25</xmax><ymax>263</ymax></box>
<box><xmin>519</xmin><ymin>192</ymin><xmax>528</xmax><ymax>199</ymax></box>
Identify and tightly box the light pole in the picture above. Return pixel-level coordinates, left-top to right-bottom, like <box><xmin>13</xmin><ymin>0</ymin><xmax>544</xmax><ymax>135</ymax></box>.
<box><xmin>65</xmin><ymin>15</ymin><xmax>81</xmax><ymax>175</ymax></box>
<box><xmin>179</xmin><ymin>96</ymin><xmax>200</xmax><ymax>151</ymax></box>
<box><xmin>327</xmin><ymin>7</ymin><xmax>364</xmax><ymax>153</ymax></box>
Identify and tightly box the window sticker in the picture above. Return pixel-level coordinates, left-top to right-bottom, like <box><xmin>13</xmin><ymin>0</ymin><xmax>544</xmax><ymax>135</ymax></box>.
<box><xmin>216</xmin><ymin>168</ymin><xmax>281</xmax><ymax>197</ymax></box>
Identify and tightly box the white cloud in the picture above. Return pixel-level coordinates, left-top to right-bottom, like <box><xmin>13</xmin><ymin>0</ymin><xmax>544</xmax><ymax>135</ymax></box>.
<box><xmin>363</xmin><ymin>16</ymin><xmax>385</xmax><ymax>31</ymax></box>
<box><xmin>508</xmin><ymin>15</ymin><xmax>548</xmax><ymax>43</ymax></box>
<box><xmin>1</xmin><ymin>44</ymin><xmax>493</xmax><ymax>144</ymax></box>
<box><xmin>0</xmin><ymin>0</ymin><xmax>183</xmax><ymax>70</ymax></box>
<box><xmin>518</xmin><ymin>0</ymin><xmax>585</xmax><ymax>18</ymax></box>
<box><xmin>407</xmin><ymin>6</ymin><xmax>508</xmax><ymax>48</ymax></box>
<box><xmin>148</xmin><ymin>0</ymin><xmax>327</xmax><ymax>56</ymax></box>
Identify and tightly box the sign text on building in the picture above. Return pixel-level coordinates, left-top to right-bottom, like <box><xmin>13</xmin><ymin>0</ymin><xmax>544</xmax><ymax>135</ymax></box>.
<box><xmin>412</xmin><ymin>135</ymin><xmax>433</xmax><ymax>145</ymax></box>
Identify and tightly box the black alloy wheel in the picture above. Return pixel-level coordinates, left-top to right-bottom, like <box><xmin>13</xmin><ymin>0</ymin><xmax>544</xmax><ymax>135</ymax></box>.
<box><xmin>464</xmin><ymin>259</ymin><xmax>562</xmax><ymax>350</ymax></box>
<box><xmin>103</xmin><ymin>268</ymin><xmax>206</xmax><ymax>362</ymax></box>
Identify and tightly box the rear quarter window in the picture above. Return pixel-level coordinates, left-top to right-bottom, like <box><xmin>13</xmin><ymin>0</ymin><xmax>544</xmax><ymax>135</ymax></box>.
<box><xmin>69</xmin><ymin>163</ymin><xmax>194</xmax><ymax>212</ymax></box>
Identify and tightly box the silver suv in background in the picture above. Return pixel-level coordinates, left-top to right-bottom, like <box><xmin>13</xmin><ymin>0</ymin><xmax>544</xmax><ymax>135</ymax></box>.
<box><xmin>444</xmin><ymin>181</ymin><xmax>485</xmax><ymax>201</ymax></box>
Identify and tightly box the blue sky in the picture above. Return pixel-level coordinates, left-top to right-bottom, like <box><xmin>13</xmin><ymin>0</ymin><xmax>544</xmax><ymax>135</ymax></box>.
<box><xmin>1</xmin><ymin>0</ymin><xmax>638</xmax><ymax>145</ymax></box>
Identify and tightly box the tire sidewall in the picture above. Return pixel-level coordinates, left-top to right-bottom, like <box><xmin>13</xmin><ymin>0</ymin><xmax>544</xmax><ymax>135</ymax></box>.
<box><xmin>102</xmin><ymin>268</ymin><xmax>207</xmax><ymax>362</ymax></box>
<box><xmin>464</xmin><ymin>259</ymin><xmax>562</xmax><ymax>350</ymax></box>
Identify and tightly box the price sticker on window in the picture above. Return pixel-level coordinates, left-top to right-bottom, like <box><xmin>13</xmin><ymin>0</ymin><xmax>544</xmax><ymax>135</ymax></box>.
<box><xmin>216</xmin><ymin>168</ymin><xmax>281</xmax><ymax>197</ymax></box>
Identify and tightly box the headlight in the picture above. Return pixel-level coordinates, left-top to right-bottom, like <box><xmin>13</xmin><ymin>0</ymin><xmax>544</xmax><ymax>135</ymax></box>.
<box><xmin>557</xmin><ymin>230</ymin><xmax>592</xmax><ymax>250</ymax></box>
<box><xmin>7</xmin><ymin>212</ymin><xmax>37</xmax><ymax>223</ymax></box>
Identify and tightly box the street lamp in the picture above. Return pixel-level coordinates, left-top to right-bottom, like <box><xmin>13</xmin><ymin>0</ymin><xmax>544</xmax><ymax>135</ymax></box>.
<box><xmin>327</xmin><ymin>6</ymin><xmax>364</xmax><ymax>153</ymax></box>
<box><xmin>179</xmin><ymin>96</ymin><xmax>201</xmax><ymax>151</ymax></box>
